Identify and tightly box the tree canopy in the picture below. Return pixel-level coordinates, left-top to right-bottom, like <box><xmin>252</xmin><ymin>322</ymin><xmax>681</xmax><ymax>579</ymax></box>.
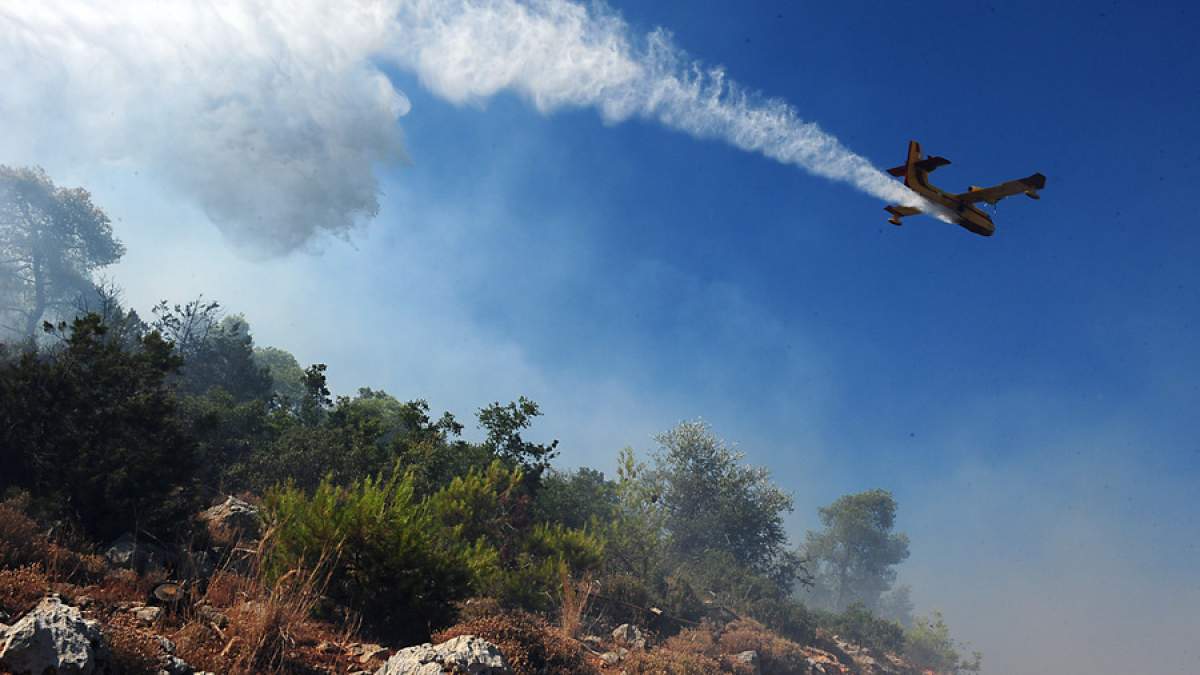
<box><xmin>0</xmin><ymin>166</ymin><xmax>124</xmax><ymax>339</ymax></box>
<box><xmin>803</xmin><ymin>489</ymin><xmax>911</xmax><ymax>612</ymax></box>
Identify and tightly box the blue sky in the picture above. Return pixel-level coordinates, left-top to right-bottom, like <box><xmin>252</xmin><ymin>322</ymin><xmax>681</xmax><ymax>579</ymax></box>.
<box><xmin>4</xmin><ymin>1</ymin><xmax>1199</xmax><ymax>672</ymax></box>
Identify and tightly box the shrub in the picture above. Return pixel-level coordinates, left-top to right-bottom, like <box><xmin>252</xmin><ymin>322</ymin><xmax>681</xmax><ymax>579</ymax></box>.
<box><xmin>744</xmin><ymin>596</ymin><xmax>815</xmax><ymax>646</ymax></box>
<box><xmin>263</xmin><ymin>469</ymin><xmax>474</xmax><ymax>644</ymax></box>
<box><xmin>592</xmin><ymin>573</ymin><xmax>654</xmax><ymax>629</ymax></box>
<box><xmin>433</xmin><ymin>610</ymin><xmax>596</xmax><ymax>675</ymax></box>
<box><xmin>0</xmin><ymin>564</ymin><xmax>51</xmax><ymax>616</ymax></box>
<box><xmin>426</xmin><ymin>461</ymin><xmax>605</xmax><ymax>613</ymax></box>
<box><xmin>0</xmin><ymin>314</ymin><xmax>198</xmax><ymax>541</ymax></box>
<box><xmin>814</xmin><ymin>603</ymin><xmax>905</xmax><ymax>656</ymax></box>
<box><xmin>904</xmin><ymin>611</ymin><xmax>981</xmax><ymax>673</ymax></box>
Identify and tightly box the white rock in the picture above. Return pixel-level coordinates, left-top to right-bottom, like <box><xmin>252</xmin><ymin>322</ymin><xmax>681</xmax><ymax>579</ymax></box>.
<box><xmin>0</xmin><ymin>596</ymin><xmax>103</xmax><ymax>675</ymax></box>
<box><xmin>133</xmin><ymin>605</ymin><xmax>163</xmax><ymax>624</ymax></box>
<box><xmin>375</xmin><ymin>635</ymin><xmax>509</xmax><ymax>675</ymax></box>
<box><xmin>611</xmin><ymin>623</ymin><xmax>644</xmax><ymax>646</ymax></box>
<box><xmin>734</xmin><ymin>649</ymin><xmax>761</xmax><ymax>674</ymax></box>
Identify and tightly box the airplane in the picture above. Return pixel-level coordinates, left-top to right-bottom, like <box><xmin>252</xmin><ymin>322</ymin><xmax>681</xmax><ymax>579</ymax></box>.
<box><xmin>883</xmin><ymin>140</ymin><xmax>1045</xmax><ymax>236</ymax></box>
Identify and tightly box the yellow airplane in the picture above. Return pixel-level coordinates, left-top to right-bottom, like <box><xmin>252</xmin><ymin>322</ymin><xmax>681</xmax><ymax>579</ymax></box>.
<box><xmin>884</xmin><ymin>140</ymin><xmax>1045</xmax><ymax>236</ymax></box>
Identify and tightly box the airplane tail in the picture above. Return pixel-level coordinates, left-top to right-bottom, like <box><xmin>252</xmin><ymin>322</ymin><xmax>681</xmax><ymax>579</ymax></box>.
<box><xmin>885</xmin><ymin>141</ymin><xmax>922</xmax><ymax>185</ymax></box>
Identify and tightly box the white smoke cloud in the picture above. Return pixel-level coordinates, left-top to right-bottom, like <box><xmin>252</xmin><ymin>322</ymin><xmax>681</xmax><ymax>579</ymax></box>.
<box><xmin>1</xmin><ymin>2</ymin><xmax>409</xmax><ymax>254</ymax></box>
<box><xmin>0</xmin><ymin>0</ymin><xmax>926</xmax><ymax>253</ymax></box>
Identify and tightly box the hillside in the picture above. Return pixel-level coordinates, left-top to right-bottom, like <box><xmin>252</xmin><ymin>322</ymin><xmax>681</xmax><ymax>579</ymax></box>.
<box><xmin>0</xmin><ymin>495</ymin><xmax>937</xmax><ymax>675</ymax></box>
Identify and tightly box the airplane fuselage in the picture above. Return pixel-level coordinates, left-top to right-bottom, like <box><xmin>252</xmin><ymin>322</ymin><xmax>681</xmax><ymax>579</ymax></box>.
<box><xmin>907</xmin><ymin>170</ymin><xmax>996</xmax><ymax>237</ymax></box>
<box><xmin>893</xmin><ymin>141</ymin><xmax>995</xmax><ymax>236</ymax></box>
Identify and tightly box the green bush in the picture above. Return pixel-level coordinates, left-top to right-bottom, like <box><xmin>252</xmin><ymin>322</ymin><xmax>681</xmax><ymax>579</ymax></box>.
<box><xmin>904</xmin><ymin>611</ymin><xmax>981</xmax><ymax>673</ymax></box>
<box><xmin>263</xmin><ymin>469</ymin><xmax>474</xmax><ymax>643</ymax></box>
<box><xmin>814</xmin><ymin>603</ymin><xmax>905</xmax><ymax>655</ymax></box>
<box><xmin>426</xmin><ymin>461</ymin><xmax>604</xmax><ymax>612</ymax></box>
<box><xmin>0</xmin><ymin>314</ymin><xmax>198</xmax><ymax>540</ymax></box>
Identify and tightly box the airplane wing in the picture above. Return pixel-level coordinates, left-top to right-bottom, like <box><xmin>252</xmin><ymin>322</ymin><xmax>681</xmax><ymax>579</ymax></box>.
<box><xmin>956</xmin><ymin>173</ymin><xmax>1046</xmax><ymax>205</ymax></box>
<box><xmin>884</xmin><ymin>205</ymin><xmax>921</xmax><ymax>225</ymax></box>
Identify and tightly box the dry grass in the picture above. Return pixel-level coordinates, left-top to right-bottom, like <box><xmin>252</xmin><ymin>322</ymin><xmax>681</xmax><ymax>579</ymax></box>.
<box><xmin>82</xmin><ymin>567</ymin><xmax>169</xmax><ymax>606</ymax></box>
<box><xmin>718</xmin><ymin>618</ymin><xmax>811</xmax><ymax>675</ymax></box>
<box><xmin>661</xmin><ymin>623</ymin><xmax>719</xmax><ymax>652</ymax></box>
<box><xmin>620</xmin><ymin>648</ymin><xmax>724</xmax><ymax>674</ymax></box>
<box><xmin>169</xmin><ymin>536</ymin><xmax>354</xmax><ymax>675</ymax></box>
<box><xmin>104</xmin><ymin>612</ymin><xmax>164</xmax><ymax>675</ymax></box>
<box><xmin>435</xmin><ymin>609</ymin><xmax>598</xmax><ymax>675</ymax></box>
<box><xmin>0</xmin><ymin>497</ymin><xmax>105</xmax><ymax>584</ymax></box>
<box><xmin>613</xmin><ymin>619</ymin><xmax>813</xmax><ymax>675</ymax></box>
<box><xmin>0</xmin><ymin>564</ymin><xmax>51</xmax><ymax>616</ymax></box>
<box><xmin>559</xmin><ymin>569</ymin><xmax>595</xmax><ymax>639</ymax></box>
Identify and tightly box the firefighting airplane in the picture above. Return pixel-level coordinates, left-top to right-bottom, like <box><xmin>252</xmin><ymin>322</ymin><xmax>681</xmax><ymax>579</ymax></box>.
<box><xmin>883</xmin><ymin>140</ymin><xmax>1045</xmax><ymax>236</ymax></box>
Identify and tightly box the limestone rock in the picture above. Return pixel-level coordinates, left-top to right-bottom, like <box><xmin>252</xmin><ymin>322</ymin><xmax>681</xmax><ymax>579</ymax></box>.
<box><xmin>198</xmin><ymin>496</ymin><xmax>262</xmax><ymax>544</ymax></box>
<box><xmin>159</xmin><ymin>654</ymin><xmax>193</xmax><ymax>675</ymax></box>
<box><xmin>104</xmin><ymin>532</ymin><xmax>168</xmax><ymax>572</ymax></box>
<box><xmin>0</xmin><ymin>596</ymin><xmax>104</xmax><ymax>675</ymax></box>
<box><xmin>375</xmin><ymin>635</ymin><xmax>509</xmax><ymax>675</ymax></box>
<box><xmin>133</xmin><ymin>605</ymin><xmax>163</xmax><ymax>625</ymax></box>
<box><xmin>733</xmin><ymin>650</ymin><xmax>761</xmax><ymax>674</ymax></box>
<box><xmin>347</xmin><ymin>641</ymin><xmax>391</xmax><ymax>664</ymax></box>
<box><xmin>611</xmin><ymin>623</ymin><xmax>644</xmax><ymax>647</ymax></box>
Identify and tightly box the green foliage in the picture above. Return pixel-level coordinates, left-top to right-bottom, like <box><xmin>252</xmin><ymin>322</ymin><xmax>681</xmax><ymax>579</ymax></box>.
<box><xmin>0</xmin><ymin>314</ymin><xmax>196</xmax><ymax>539</ymax></box>
<box><xmin>0</xmin><ymin>166</ymin><xmax>124</xmax><ymax>339</ymax></box>
<box><xmin>654</xmin><ymin>421</ymin><xmax>796</xmax><ymax>582</ymax></box>
<box><xmin>263</xmin><ymin>469</ymin><xmax>474</xmax><ymax>644</ymax></box>
<box><xmin>229</xmin><ymin>385</ymin><xmax>470</xmax><ymax>495</ymax></box>
<box><xmin>179</xmin><ymin>388</ymin><xmax>276</xmax><ymax>493</ymax></box>
<box><xmin>595</xmin><ymin>439</ymin><xmax>812</xmax><ymax>640</ymax></box>
<box><xmin>814</xmin><ymin>603</ymin><xmax>905</xmax><ymax>656</ymax></box>
<box><xmin>252</xmin><ymin>346</ymin><xmax>307</xmax><ymax>403</ymax></box>
<box><xmin>426</xmin><ymin>460</ymin><xmax>527</xmax><ymax>546</ymax></box>
<box><xmin>426</xmin><ymin>461</ymin><xmax>604</xmax><ymax>612</ymax></box>
<box><xmin>477</xmin><ymin>397</ymin><xmax>559</xmax><ymax>480</ymax></box>
<box><xmin>904</xmin><ymin>611</ymin><xmax>982</xmax><ymax>673</ymax></box>
<box><xmin>603</xmin><ymin>447</ymin><xmax>668</xmax><ymax>581</ymax></box>
<box><xmin>746</xmin><ymin>596</ymin><xmax>816</xmax><ymax>646</ymax></box>
<box><xmin>534</xmin><ymin>467</ymin><xmax>619</xmax><ymax>530</ymax></box>
<box><xmin>804</xmin><ymin>489</ymin><xmax>910</xmax><ymax>612</ymax></box>
<box><xmin>152</xmin><ymin>301</ymin><xmax>272</xmax><ymax>402</ymax></box>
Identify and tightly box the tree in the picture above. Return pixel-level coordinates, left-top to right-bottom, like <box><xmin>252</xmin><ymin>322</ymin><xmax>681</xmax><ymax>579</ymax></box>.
<box><xmin>253</xmin><ymin>345</ymin><xmax>307</xmax><ymax>403</ymax></box>
<box><xmin>654</xmin><ymin>420</ymin><xmax>794</xmax><ymax>578</ymax></box>
<box><xmin>0</xmin><ymin>166</ymin><xmax>124</xmax><ymax>339</ymax></box>
<box><xmin>0</xmin><ymin>314</ymin><xmax>196</xmax><ymax>539</ymax></box>
<box><xmin>804</xmin><ymin>489</ymin><xmax>910</xmax><ymax>612</ymax></box>
<box><xmin>152</xmin><ymin>299</ymin><xmax>271</xmax><ymax>402</ymax></box>
<box><xmin>878</xmin><ymin>583</ymin><xmax>916</xmax><ymax>628</ymax></box>
<box><xmin>477</xmin><ymin>396</ymin><xmax>559</xmax><ymax>480</ymax></box>
<box><xmin>534</xmin><ymin>467</ymin><xmax>619</xmax><ymax>530</ymax></box>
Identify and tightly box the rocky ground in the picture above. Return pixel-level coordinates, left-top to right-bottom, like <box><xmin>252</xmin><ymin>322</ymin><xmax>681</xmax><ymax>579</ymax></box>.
<box><xmin>0</xmin><ymin>496</ymin><xmax>929</xmax><ymax>675</ymax></box>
